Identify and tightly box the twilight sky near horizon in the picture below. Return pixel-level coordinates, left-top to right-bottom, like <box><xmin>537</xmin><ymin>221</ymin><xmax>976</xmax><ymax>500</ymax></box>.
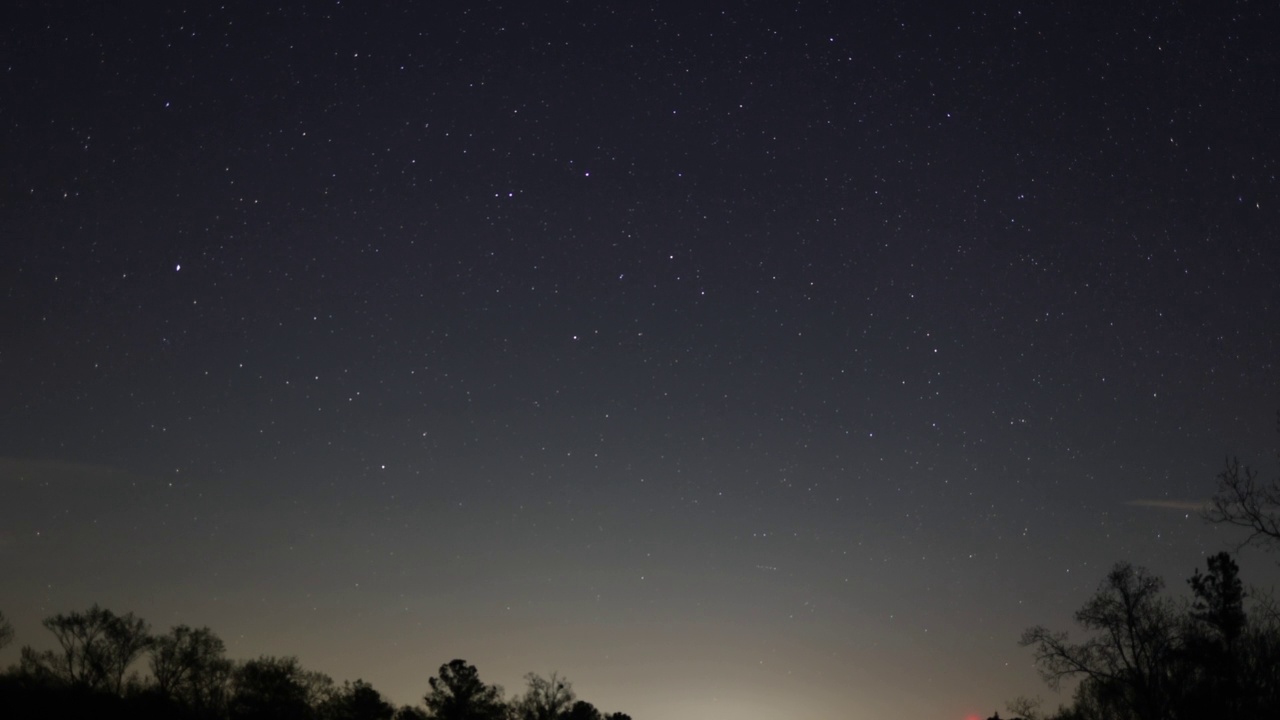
<box><xmin>2</xmin><ymin>1</ymin><xmax>1279</xmax><ymax>718</ymax></box>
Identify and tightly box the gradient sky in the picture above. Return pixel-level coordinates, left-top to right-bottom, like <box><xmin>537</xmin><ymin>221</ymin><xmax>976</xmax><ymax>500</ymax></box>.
<box><xmin>2</xmin><ymin>2</ymin><xmax>1279</xmax><ymax>718</ymax></box>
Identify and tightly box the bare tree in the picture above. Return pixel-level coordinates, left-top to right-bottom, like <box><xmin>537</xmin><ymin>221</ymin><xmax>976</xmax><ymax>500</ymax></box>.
<box><xmin>151</xmin><ymin>624</ymin><xmax>233</xmax><ymax>714</ymax></box>
<box><xmin>320</xmin><ymin>679</ymin><xmax>397</xmax><ymax>720</ymax></box>
<box><xmin>512</xmin><ymin>672</ymin><xmax>575</xmax><ymax>720</ymax></box>
<box><xmin>1003</xmin><ymin>695</ymin><xmax>1044</xmax><ymax>720</ymax></box>
<box><xmin>1205</xmin><ymin>412</ymin><xmax>1280</xmax><ymax>552</ymax></box>
<box><xmin>1206</xmin><ymin>456</ymin><xmax>1280</xmax><ymax>551</ymax></box>
<box><xmin>229</xmin><ymin>655</ymin><xmax>325</xmax><ymax>720</ymax></box>
<box><xmin>1020</xmin><ymin>563</ymin><xmax>1183</xmax><ymax>720</ymax></box>
<box><xmin>20</xmin><ymin>604</ymin><xmax>152</xmax><ymax>694</ymax></box>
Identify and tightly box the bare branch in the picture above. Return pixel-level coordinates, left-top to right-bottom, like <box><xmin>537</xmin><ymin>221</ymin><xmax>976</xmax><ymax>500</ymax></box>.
<box><xmin>1204</xmin><ymin>456</ymin><xmax>1280</xmax><ymax>552</ymax></box>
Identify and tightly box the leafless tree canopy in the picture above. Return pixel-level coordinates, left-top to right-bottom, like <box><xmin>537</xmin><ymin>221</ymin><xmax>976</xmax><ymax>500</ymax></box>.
<box><xmin>19</xmin><ymin>604</ymin><xmax>152</xmax><ymax>695</ymax></box>
<box><xmin>1020</xmin><ymin>563</ymin><xmax>1182</xmax><ymax>720</ymax></box>
<box><xmin>1205</xmin><ymin>454</ymin><xmax>1280</xmax><ymax>552</ymax></box>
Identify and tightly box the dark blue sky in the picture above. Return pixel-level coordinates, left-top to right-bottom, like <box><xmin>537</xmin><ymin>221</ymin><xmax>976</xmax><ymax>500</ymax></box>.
<box><xmin>3</xmin><ymin>2</ymin><xmax>1278</xmax><ymax>718</ymax></box>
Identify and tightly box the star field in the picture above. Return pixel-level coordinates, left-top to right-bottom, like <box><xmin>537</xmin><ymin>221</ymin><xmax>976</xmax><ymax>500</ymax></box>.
<box><xmin>2</xmin><ymin>2</ymin><xmax>1279</xmax><ymax>719</ymax></box>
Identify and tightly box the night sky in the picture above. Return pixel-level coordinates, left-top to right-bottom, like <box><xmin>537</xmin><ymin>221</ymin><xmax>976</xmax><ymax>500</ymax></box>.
<box><xmin>3</xmin><ymin>2</ymin><xmax>1279</xmax><ymax>718</ymax></box>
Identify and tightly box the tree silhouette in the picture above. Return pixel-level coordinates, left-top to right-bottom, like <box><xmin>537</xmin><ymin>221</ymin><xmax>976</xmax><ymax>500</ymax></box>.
<box><xmin>0</xmin><ymin>606</ymin><xmax>635</xmax><ymax>720</ymax></box>
<box><xmin>1016</xmin><ymin>555</ymin><xmax>1280</xmax><ymax>719</ymax></box>
<box><xmin>1002</xmin><ymin>696</ymin><xmax>1043</xmax><ymax>720</ymax></box>
<box><xmin>1190</xmin><ymin>551</ymin><xmax>1247</xmax><ymax>644</ymax></box>
<box><xmin>321</xmin><ymin>679</ymin><xmax>396</xmax><ymax>720</ymax></box>
<box><xmin>18</xmin><ymin>604</ymin><xmax>152</xmax><ymax>695</ymax></box>
<box><xmin>1205</xmin><ymin>413</ymin><xmax>1280</xmax><ymax>552</ymax></box>
<box><xmin>1180</xmin><ymin>553</ymin><xmax>1247</xmax><ymax>720</ymax></box>
<box><xmin>563</xmin><ymin>700</ymin><xmax>603</xmax><ymax>720</ymax></box>
<box><xmin>229</xmin><ymin>655</ymin><xmax>328</xmax><ymax>720</ymax></box>
<box><xmin>150</xmin><ymin>624</ymin><xmax>233</xmax><ymax>716</ymax></box>
<box><xmin>512</xmin><ymin>672</ymin><xmax>575</xmax><ymax>720</ymax></box>
<box><xmin>393</xmin><ymin>705</ymin><xmax>430</xmax><ymax>720</ymax></box>
<box><xmin>1020</xmin><ymin>563</ymin><xmax>1181</xmax><ymax>720</ymax></box>
<box><xmin>422</xmin><ymin>659</ymin><xmax>507</xmax><ymax>720</ymax></box>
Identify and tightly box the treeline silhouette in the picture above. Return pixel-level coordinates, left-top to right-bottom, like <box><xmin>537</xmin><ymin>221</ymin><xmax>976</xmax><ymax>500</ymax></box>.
<box><xmin>0</xmin><ymin>612</ymin><xmax>630</xmax><ymax>720</ymax></box>
<box><xmin>1001</xmin><ymin>551</ymin><xmax>1280</xmax><ymax>720</ymax></box>
<box><xmin>7</xmin><ymin>421</ymin><xmax>1280</xmax><ymax>720</ymax></box>
<box><xmin>1002</xmin><ymin>439</ymin><xmax>1280</xmax><ymax>720</ymax></box>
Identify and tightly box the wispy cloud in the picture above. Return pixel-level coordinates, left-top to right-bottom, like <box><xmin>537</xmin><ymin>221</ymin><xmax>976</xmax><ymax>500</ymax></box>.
<box><xmin>1124</xmin><ymin>499</ymin><xmax>1206</xmax><ymax>511</ymax></box>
